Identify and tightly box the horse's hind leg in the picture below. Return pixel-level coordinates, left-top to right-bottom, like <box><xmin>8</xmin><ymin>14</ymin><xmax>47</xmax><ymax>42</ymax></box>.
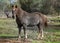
<box><xmin>37</xmin><ymin>24</ymin><xmax>44</xmax><ymax>39</ymax></box>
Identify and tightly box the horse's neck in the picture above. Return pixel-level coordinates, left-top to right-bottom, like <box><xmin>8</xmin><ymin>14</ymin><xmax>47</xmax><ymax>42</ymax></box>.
<box><xmin>16</xmin><ymin>8</ymin><xmax>27</xmax><ymax>18</ymax></box>
<box><xmin>19</xmin><ymin>8</ymin><xmax>28</xmax><ymax>15</ymax></box>
<box><xmin>16</xmin><ymin>8</ymin><xmax>23</xmax><ymax>15</ymax></box>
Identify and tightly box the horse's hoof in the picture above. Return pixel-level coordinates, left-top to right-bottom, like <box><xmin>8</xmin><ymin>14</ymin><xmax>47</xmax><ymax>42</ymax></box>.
<box><xmin>37</xmin><ymin>37</ymin><xmax>43</xmax><ymax>40</ymax></box>
<box><xmin>37</xmin><ymin>38</ymin><xmax>40</xmax><ymax>40</ymax></box>
<box><xmin>23</xmin><ymin>38</ymin><xmax>29</xmax><ymax>42</ymax></box>
<box><xmin>17</xmin><ymin>38</ymin><xmax>21</xmax><ymax>41</ymax></box>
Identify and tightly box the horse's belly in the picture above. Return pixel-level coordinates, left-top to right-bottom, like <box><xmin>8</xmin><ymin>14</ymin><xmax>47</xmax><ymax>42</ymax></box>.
<box><xmin>29</xmin><ymin>18</ymin><xmax>39</xmax><ymax>25</ymax></box>
<box><xmin>22</xmin><ymin>18</ymin><xmax>39</xmax><ymax>26</ymax></box>
<box><xmin>21</xmin><ymin>15</ymin><xmax>40</xmax><ymax>25</ymax></box>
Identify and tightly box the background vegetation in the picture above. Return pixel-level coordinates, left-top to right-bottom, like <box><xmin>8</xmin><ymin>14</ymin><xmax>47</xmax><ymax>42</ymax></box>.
<box><xmin>0</xmin><ymin>0</ymin><xmax>60</xmax><ymax>43</ymax></box>
<box><xmin>0</xmin><ymin>0</ymin><xmax>60</xmax><ymax>15</ymax></box>
<box><xmin>19</xmin><ymin>0</ymin><xmax>60</xmax><ymax>15</ymax></box>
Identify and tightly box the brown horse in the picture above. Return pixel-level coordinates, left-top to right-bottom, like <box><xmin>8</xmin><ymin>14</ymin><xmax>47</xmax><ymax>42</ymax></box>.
<box><xmin>12</xmin><ymin>5</ymin><xmax>47</xmax><ymax>39</ymax></box>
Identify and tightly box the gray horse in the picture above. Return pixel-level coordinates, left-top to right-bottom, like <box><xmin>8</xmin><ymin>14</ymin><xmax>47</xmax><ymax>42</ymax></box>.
<box><xmin>12</xmin><ymin>5</ymin><xmax>47</xmax><ymax>39</ymax></box>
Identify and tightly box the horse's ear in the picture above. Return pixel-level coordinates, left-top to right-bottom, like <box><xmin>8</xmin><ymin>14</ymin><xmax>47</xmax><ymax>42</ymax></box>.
<box><xmin>15</xmin><ymin>5</ymin><xmax>18</xmax><ymax>8</ymax></box>
<box><xmin>12</xmin><ymin>5</ymin><xmax>14</xmax><ymax>8</ymax></box>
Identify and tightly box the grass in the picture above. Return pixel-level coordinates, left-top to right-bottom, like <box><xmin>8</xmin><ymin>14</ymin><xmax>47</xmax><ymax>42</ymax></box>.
<box><xmin>48</xmin><ymin>17</ymin><xmax>60</xmax><ymax>26</ymax></box>
<box><xmin>0</xmin><ymin>18</ymin><xmax>18</xmax><ymax>36</ymax></box>
<box><xmin>48</xmin><ymin>17</ymin><xmax>60</xmax><ymax>20</ymax></box>
<box><xmin>0</xmin><ymin>18</ymin><xmax>60</xmax><ymax>43</ymax></box>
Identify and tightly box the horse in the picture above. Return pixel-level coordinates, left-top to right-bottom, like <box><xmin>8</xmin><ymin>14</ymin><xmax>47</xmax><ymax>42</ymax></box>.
<box><xmin>12</xmin><ymin>5</ymin><xmax>47</xmax><ymax>39</ymax></box>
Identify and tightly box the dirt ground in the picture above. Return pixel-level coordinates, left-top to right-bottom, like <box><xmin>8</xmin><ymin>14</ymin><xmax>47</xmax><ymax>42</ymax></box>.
<box><xmin>0</xmin><ymin>38</ymin><xmax>32</xmax><ymax>43</ymax></box>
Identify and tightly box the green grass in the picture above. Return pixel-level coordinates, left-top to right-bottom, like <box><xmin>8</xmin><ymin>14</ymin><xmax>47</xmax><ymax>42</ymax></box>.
<box><xmin>0</xmin><ymin>18</ymin><xmax>60</xmax><ymax>43</ymax></box>
<box><xmin>49</xmin><ymin>17</ymin><xmax>60</xmax><ymax>20</ymax></box>
<box><xmin>0</xmin><ymin>18</ymin><xmax>18</xmax><ymax>36</ymax></box>
<box><xmin>48</xmin><ymin>17</ymin><xmax>60</xmax><ymax>26</ymax></box>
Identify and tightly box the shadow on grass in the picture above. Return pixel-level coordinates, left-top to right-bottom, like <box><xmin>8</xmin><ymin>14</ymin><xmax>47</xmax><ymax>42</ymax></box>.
<box><xmin>0</xmin><ymin>36</ymin><xmax>18</xmax><ymax>39</ymax></box>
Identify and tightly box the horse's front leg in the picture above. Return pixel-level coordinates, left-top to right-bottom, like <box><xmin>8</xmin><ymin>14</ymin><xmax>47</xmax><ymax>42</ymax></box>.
<box><xmin>23</xmin><ymin>24</ymin><xmax>27</xmax><ymax>39</ymax></box>
<box><xmin>17</xmin><ymin>25</ymin><xmax>22</xmax><ymax>39</ymax></box>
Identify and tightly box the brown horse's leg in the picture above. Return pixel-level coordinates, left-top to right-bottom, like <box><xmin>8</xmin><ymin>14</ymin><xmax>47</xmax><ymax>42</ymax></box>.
<box><xmin>40</xmin><ymin>26</ymin><xmax>44</xmax><ymax>39</ymax></box>
<box><xmin>17</xmin><ymin>24</ymin><xmax>22</xmax><ymax>39</ymax></box>
<box><xmin>18</xmin><ymin>28</ymin><xmax>21</xmax><ymax>39</ymax></box>
<box><xmin>23</xmin><ymin>24</ymin><xmax>27</xmax><ymax>39</ymax></box>
<box><xmin>37</xmin><ymin>24</ymin><xmax>44</xmax><ymax>39</ymax></box>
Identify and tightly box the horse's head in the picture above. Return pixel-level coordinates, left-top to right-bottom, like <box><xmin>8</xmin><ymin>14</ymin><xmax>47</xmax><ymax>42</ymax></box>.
<box><xmin>11</xmin><ymin>5</ymin><xmax>19</xmax><ymax>19</ymax></box>
<box><xmin>12</xmin><ymin>5</ymin><xmax>18</xmax><ymax>15</ymax></box>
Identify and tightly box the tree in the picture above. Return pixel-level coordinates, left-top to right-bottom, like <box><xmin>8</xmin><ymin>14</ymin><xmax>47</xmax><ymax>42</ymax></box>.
<box><xmin>18</xmin><ymin>0</ymin><xmax>60</xmax><ymax>15</ymax></box>
<box><xmin>0</xmin><ymin>0</ymin><xmax>10</xmax><ymax>11</ymax></box>
<box><xmin>53</xmin><ymin>0</ymin><xmax>60</xmax><ymax>16</ymax></box>
<box><xmin>19</xmin><ymin>0</ymin><xmax>33</xmax><ymax>12</ymax></box>
<box><xmin>40</xmin><ymin>0</ymin><xmax>51</xmax><ymax>14</ymax></box>
<box><xmin>18</xmin><ymin>0</ymin><xmax>52</xmax><ymax>14</ymax></box>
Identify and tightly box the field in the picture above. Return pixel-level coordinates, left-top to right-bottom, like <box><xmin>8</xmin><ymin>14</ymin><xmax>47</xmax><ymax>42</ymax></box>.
<box><xmin>0</xmin><ymin>18</ymin><xmax>60</xmax><ymax>43</ymax></box>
